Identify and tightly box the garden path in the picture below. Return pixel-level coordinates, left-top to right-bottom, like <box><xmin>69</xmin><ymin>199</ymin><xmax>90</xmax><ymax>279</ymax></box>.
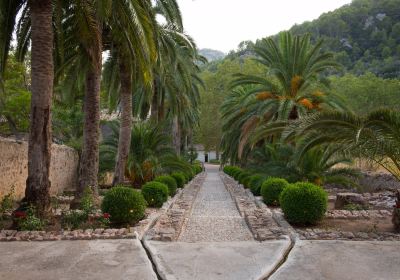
<box><xmin>179</xmin><ymin>164</ymin><xmax>253</xmax><ymax>242</ymax></box>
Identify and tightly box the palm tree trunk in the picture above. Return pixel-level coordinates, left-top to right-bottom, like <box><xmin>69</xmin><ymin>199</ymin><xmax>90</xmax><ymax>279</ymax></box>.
<box><xmin>172</xmin><ymin>116</ymin><xmax>180</xmax><ymax>155</ymax></box>
<box><xmin>151</xmin><ymin>81</ymin><xmax>158</xmax><ymax>122</ymax></box>
<box><xmin>158</xmin><ymin>92</ymin><xmax>165</xmax><ymax>121</ymax></box>
<box><xmin>25</xmin><ymin>0</ymin><xmax>53</xmax><ymax>215</ymax></box>
<box><xmin>78</xmin><ymin>24</ymin><xmax>102</xmax><ymax>196</ymax></box>
<box><xmin>112</xmin><ymin>60</ymin><xmax>132</xmax><ymax>185</ymax></box>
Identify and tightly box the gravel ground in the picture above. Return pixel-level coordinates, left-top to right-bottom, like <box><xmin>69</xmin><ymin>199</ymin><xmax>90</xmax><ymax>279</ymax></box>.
<box><xmin>179</xmin><ymin>165</ymin><xmax>253</xmax><ymax>242</ymax></box>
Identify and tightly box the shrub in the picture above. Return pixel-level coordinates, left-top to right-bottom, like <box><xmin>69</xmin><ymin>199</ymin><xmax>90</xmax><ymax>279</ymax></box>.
<box><xmin>223</xmin><ymin>165</ymin><xmax>233</xmax><ymax>175</ymax></box>
<box><xmin>261</xmin><ymin>178</ymin><xmax>289</xmax><ymax>205</ymax></box>
<box><xmin>171</xmin><ymin>172</ymin><xmax>186</xmax><ymax>188</ymax></box>
<box><xmin>232</xmin><ymin>168</ymin><xmax>243</xmax><ymax>180</ymax></box>
<box><xmin>193</xmin><ymin>164</ymin><xmax>202</xmax><ymax>174</ymax></box>
<box><xmin>16</xmin><ymin>206</ymin><xmax>44</xmax><ymax>231</ymax></box>
<box><xmin>154</xmin><ymin>175</ymin><xmax>178</xmax><ymax>196</ymax></box>
<box><xmin>141</xmin><ymin>182</ymin><xmax>169</xmax><ymax>207</ymax></box>
<box><xmin>280</xmin><ymin>182</ymin><xmax>327</xmax><ymax>225</ymax></box>
<box><xmin>80</xmin><ymin>186</ymin><xmax>95</xmax><ymax>215</ymax></box>
<box><xmin>238</xmin><ymin>171</ymin><xmax>252</xmax><ymax>185</ymax></box>
<box><xmin>101</xmin><ymin>186</ymin><xmax>146</xmax><ymax>224</ymax></box>
<box><xmin>248</xmin><ymin>175</ymin><xmax>266</xmax><ymax>196</ymax></box>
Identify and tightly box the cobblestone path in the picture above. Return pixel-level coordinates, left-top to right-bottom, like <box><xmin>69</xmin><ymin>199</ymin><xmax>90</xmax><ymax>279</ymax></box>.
<box><xmin>179</xmin><ymin>164</ymin><xmax>253</xmax><ymax>242</ymax></box>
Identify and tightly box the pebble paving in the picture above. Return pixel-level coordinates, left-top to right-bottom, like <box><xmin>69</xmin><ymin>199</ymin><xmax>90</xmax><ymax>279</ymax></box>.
<box><xmin>179</xmin><ymin>165</ymin><xmax>253</xmax><ymax>242</ymax></box>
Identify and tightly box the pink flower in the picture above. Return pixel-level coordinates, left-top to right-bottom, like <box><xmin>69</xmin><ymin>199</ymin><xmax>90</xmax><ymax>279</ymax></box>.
<box><xmin>103</xmin><ymin>213</ymin><xmax>110</xmax><ymax>219</ymax></box>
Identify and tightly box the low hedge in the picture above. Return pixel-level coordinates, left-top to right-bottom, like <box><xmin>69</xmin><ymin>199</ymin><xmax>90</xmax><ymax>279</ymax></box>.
<box><xmin>154</xmin><ymin>175</ymin><xmax>177</xmax><ymax>196</ymax></box>
<box><xmin>279</xmin><ymin>182</ymin><xmax>327</xmax><ymax>225</ymax></box>
<box><xmin>261</xmin><ymin>178</ymin><xmax>289</xmax><ymax>206</ymax></box>
<box><xmin>238</xmin><ymin>171</ymin><xmax>252</xmax><ymax>186</ymax></box>
<box><xmin>101</xmin><ymin>186</ymin><xmax>146</xmax><ymax>224</ymax></box>
<box><xmin>232</xmin><ymin>168</ymin><xmax>243</xmax><ymax>180</ymax></box>
<box><xmin>248</xmin><ymin>175</ymin><xmax>266</xmax><ymax>196</ymax></box>
<box><xmin>141</xmin><ymin>181</ymin><xmax>169</xmax><ymax>208</ymax></box>
<box><xmin>171</xmin><ymin>172</ymin><xmax>186</xmax><ymax>188</ymax></box>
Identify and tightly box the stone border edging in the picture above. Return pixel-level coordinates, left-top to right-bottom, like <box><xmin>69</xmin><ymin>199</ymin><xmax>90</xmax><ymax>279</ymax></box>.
<box><xmin>144</xmin><ymin>173</ymin><xmax>206</xmax><ymax>241</ymax></box>
<box><xmin>219</xmin><ymin>172</ymin><xmax>289</xmax><ymax>241</ymax></box>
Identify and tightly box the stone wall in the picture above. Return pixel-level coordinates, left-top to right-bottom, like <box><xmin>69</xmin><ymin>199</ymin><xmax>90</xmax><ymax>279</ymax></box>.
<box><xmin>0</xmin><ymin>137</ymin><xmax>78</xmax><ymax>200</ymax></box>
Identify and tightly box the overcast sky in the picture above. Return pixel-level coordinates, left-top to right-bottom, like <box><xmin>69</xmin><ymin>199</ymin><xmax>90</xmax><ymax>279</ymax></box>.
<box><xmin>177</xmin><ymin>0</ymin><xmax>352</xmax><ymax>53</ymax></box>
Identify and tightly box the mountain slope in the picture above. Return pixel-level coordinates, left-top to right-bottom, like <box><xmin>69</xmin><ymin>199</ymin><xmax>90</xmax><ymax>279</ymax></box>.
<box><xmin>233</xmin><ymin>0</ymin><xmax>400</xmax><ymax>78</ymax></box>
<box><xmin>199</xmin><ymin>48</ymin><xmax>225</xmax><ymax>62</ymax></box>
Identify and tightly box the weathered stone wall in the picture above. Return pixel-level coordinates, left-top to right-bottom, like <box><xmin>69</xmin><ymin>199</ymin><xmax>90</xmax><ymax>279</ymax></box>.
<box><xmin>0</xmin><ymin>137</ymin><xmax>78</xmax><ymax>200</ymax></box>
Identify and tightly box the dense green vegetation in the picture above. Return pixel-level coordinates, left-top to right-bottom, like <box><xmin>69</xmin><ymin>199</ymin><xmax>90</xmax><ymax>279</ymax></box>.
<box><xmin>230</xmin><ymin>0</ymin><xmax>400</xmax><ymax>78</ymax></box>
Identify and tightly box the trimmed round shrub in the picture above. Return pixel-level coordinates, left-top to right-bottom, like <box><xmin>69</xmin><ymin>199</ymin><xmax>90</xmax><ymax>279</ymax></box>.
<box><xmin>154</xmin><ymin>175</ymin><xmax>177</xmax><ymax>196</ymax></box>
<box><xmin>141</xmin><ymin>182</ymin><xmax>169</xmax><ymax>207</ymax></box>
<box><xmin>193</xmin><ymin>164</ymin><xmax>202</xmax><ymax>174</ymax></box>
<box><xmin>232</xmin><ymin>168</ymin><xmax>243</xmax><ymax>180</ymax></box>
<box><xmin>280</xmin><ymin>182</ymin><xmax>328</xmax><ymax>225</ymax></box>
<box><xmin>171</xmin><ymin>172</ymin><xmax>186</xmax><ymax>188</ymax></box>
<box><xmin>223</xmin><ymin>165</ymin><xmax>234</xmax><ymax>175</ymax></box>
<box><xmin>261</xmin><ymin>178</ymin><xmax>289</xmax><ymax>205</ymax></box>
<box><xmin>248</xmin><ymin>175</ymin><xmax>266</xmax><ymax>196</ymax></box>
<box><xmin>101</xmin><ymin>186</ymin><xmax>146</xmax><ymax>224</ymax></box>
<box><xmin>238</xmin><ymin>171</ymin><xmax>252</xmax><ymax>185</ymax></box>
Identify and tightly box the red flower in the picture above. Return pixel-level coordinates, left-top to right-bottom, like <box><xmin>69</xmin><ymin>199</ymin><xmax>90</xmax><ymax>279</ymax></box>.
<box><xmin>103</xmin><ymin>213</ymin><xmax>110</xmax><ymax>219</ymax></box>
<box><xmin>13</xmin><ymin>211</ymin><xmax>27</xmax><ymax>218</ymax></box>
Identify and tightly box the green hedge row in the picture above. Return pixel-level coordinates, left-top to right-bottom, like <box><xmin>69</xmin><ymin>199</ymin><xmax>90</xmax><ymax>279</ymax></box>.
<box><xmin>223</xmin><ymin>166</ymin><xmax>327</xmax><ymax>225</ymax></box>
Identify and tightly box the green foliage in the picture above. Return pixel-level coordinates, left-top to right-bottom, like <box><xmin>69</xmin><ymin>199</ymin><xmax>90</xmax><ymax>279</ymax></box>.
<box><xmin>261</xmin><ymin>178</ymin><xmax>289</xmax><ymax>206</ymax></box>
<box><xmin>0</xmin><ymin>55</ymin><xmax>30</xmax><ymax>134</ymax></box>
<box><xmin>62</xmin><ymin>210</ymin><xmax>87</xmax><ymax>230</ymax></box>
<box><xmin>154</xmin><ymin>175</ymin><xmax>177</xmax><ymax>196</ymax></box>
<box><xmin>221</xmin><ymin>32</ymin><xmax>341</xmax><ymax>164</ymax></box>
<box><xmin>80</xmin><ymin>187</ymin><xmax>95</xmax><ymax>215</ymax></box>
<box><xmin>294</xmin><ymin>109</ymin><xmax>400</xmax><ymax>180</ymax></box>
<box><xmin>100</xmin><ymin>121</ymin><xmax>190</xmax><ymax>186</ymax></box>
<box><xmin>171</xmin><ymin>172</ymin><xmax>186</xmax><ymax>188</ymax></box>
<box><xmin>101</xmin><ymin>186</ymin><xmax>147</xmax><ymax>224</ymax></box>
<box><xmin>0</xmin><ymin>186</ymin><xmax>14</xmax><ymax>219</ymax></box>
<box><xmin>343</xmin><ymin>203</ymin><xmax>369</xmax><ymax>211</ymax></box>
<box><xmin>192</xmin><ymin>163</ymin><xmax>202</xmax><ymax>174</ymax></box>
<box><xmin>238</xmin><ymin>171</ymin><xmax>252</xmax><ymax>186</ymax></box>
<box><xmin>330</xmin><ymin>73</ymin><xmax>400</xmax><ymax>114</ymax></box>
<box><xmin>280</xmin><ymin>182</ymin><xmax>327</xmax><ymax>225</ymax></box>
<box><xmin>141</xmin><ymin>182</ymin><xmax>169</xmax><ymax>208</ymax></box>
<box><xmin>248</xmin><ymin>175</ymin><xmax>266</xmax><ymax>196</ymax></box>
<box><xmin>233</xmin><ymin>0</ymin><xmax>400</xmax><ymax>78</ymax></box>
<box><xmin>17</xmin><ymin>206</ymin><xmax>44</xmax><ymax>231</ymax></box>
<box><xmin>232</xmin><ymin>168</ymin><xmax>244</xmax><ymax>180</ymax></box>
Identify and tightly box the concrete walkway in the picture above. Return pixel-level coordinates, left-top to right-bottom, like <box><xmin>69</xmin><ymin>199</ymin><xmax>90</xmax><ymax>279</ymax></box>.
<box><xmin>270</xmin><ymin>240</ymin><xmax>400</xmax><ymax>280</ymax></box>
<box><xmin>146</xmin><ymin>164</ymin><xmax>291</xmax><ymax>280</ymax></box>
<box><xmin>0</xmin><ymin>239</ymin><xmax>157</xmax><ymax>280</ymax></box>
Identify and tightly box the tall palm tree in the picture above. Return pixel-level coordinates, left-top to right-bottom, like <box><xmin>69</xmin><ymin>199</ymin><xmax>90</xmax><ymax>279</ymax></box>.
<box><xmin>221</xmin><ymin>32</ymin><xmax>342</xmax><ymax>161</ymax></box>
<box><xmin>0</xmin><ymin>0</ymin><xmax>54</xmax><ymax>214</ymax></box>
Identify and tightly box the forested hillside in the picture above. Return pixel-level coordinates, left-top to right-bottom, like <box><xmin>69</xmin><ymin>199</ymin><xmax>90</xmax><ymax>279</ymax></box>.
<box><xmin>231</xmin><ymin>0</ymin><xmax>400</xmax><ymax>78</ymax></box>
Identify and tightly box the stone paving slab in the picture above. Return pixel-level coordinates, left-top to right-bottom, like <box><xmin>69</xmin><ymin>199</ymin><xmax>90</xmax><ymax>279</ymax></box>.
<box><xmin>179</xmin><ymin>216</ymin><xmax>253</xmax><ymax>242</ymax></box>
<box><xmin>270</xmin><ymin>240</ymin><xmax>400</xmax><ymax>280</ymax></box>
<box><xmin>145</xmin><ymin>240</ymin><xmax>291</xmax><ymax>280</ymax></box>
<box><xmin>0</xmin><ymin>239</ymin><xmax>157</xmax><ymax>280</ymax></box>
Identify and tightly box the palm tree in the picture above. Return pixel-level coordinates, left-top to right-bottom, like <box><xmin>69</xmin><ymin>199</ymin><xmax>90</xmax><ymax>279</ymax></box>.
<box><xmin>293</xmin><ymin>109</ymin><xmax>400</xmax><ymax>180</ymax></box>
<box><xmin>221</xmin><ymin>32</ymin><xmax>342</xmax><ymax>161</ymax></box>
<box><xmin>0</xmin><ymin>0</ymin><xmax>54</xmax><ymax>215</ymax></box>
<box><xmin>100</xmin><ymin>121</ymin><xmax>191</xmax><ymax>186</ymax></box>
<box><xmin>291</xmin><ymin>109</ymin><xmax>400</xmax><ymax>231</ymax></box>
